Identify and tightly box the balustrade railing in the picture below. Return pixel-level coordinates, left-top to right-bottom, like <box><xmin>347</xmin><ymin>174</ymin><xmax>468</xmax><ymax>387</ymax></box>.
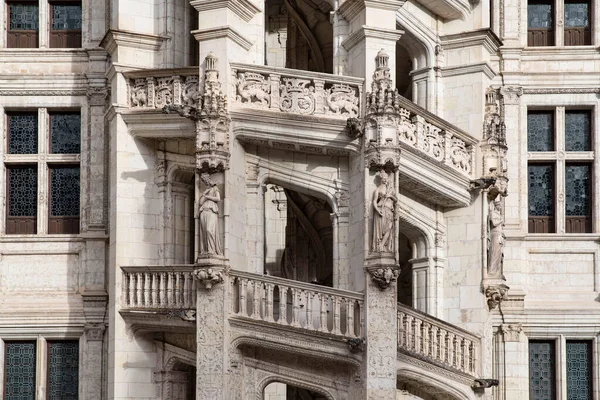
<box><xmin>121</xmin><ymin>266</ymin><xmax>197</xmax><ymax>310</ymax></box>
<box><xmin>230</xmin><ymin>63</ymin><xmax>363</xmax><ymax>119</ymax></box>
<box><xmin>398</xmin><ymin>303</ymin><xmax>479</xmax><ymax>376</ymax></box>
<box><xmin>229</xmin><ymin>271</ymin><xmax>364</xmax><ymax>339</ymax></box>
<box><xmin>125</xmin><ymin>67</ymin><xmax>200</xmax><ymax>110</ymax></box>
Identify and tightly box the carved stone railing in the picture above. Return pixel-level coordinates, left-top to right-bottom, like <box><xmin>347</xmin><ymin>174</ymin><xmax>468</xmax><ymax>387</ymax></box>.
<box><xmin>121</xmin><ymin>266</ymin><xmax>197</xmax><ymax>310</ymax></box>
<box><xmin>124</xmin><ymin>67</ymin><xmax>199</xmax><ymax>109</ymax></box>
<box><xmin>229</xmin><ymin>271</ymin><xmax>364</xmax><ymax>339</ymax></box>
<box><xmin>390</xmin><ymin>97</ymin><xmax>476</xmax><ymax>177</ymax></box>
<box><xmin>398</xmin><ymin>303</ymin><xmax>480</xmax><ymax>376</ymax></box>
<box><xmin>230</xmin><ymin>63</ymin><xmax>363</xmax><ymax>119</ymax></box>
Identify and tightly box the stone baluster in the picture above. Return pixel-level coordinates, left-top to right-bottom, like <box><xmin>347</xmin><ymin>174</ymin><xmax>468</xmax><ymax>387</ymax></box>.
<box><xmin>265</xmin><ymin>283</ymin><xmax>274</xmax><ymax>322</ymax></box>
<box><xmin>159</xmin><ymin>273</ymin><xmax>167</xmax><ymax>306</ymax></box>
<box><xmin>448</xmin><ymin>333</ymin><xmax>456</xmax><ymax>368</ymax></box>
<box><xmin>422</xmin><ymin>322</ymin><xmax>431</xmax><ymax>357</ymax></box>
<box><xmin>143</xmin><ymin>273</ymin><xmax>150</xmax><ymax>307</ymax></box>
<box><xmin>174</xmin><ymin>272</ymin><xmax>181</xmax><ymax>306</ymax></box>
<box><xmin>183</xmin><ymin>273</ymin><xmax>190</xmax><ymax>308</ymax></box>
<box><xmin>414</xmin><ymin>319</ymin><xmax>422</xmax><ymax>354</ymax></box>
<box><xmin>167</xmin><ymin>273</ymin><xmax>174</xmax><ymax>306</ymax></box>
<box><xmin>314</xmin><ymin>79</ymin><xmax>325</xmax><ymax>115</ymax></box>
<box><xmin>290</xmin><ymin>288</ymin><xmax>300</xmax><ymax>327</ymax></box>
<box><xmin>252</xmin><ymin>281</ymin><xmax>261</xmax><ymax>319</ymax></box>
<box><xmin>122</xmin><ymin>273</ymin><xmax>129</xmax><ymax>307</ymax></box>
<box><xmin>306</xmin><ymin>291</ymin><xmax>314</xmax><ymax>330</ymax></box>
<box><xmin>278</xmin><ymin>285</ymin><xmax>288</xmax><ymax>325</ymax></box>
<box><xmin>318</xmin><ymin>293</ymin><xmax>328</xmax><ymax>332</ymax></box>
<box><xmin>239</xmin><ymin>279</ymin><xmax>248</xmax><ymax>316</ymax></box>
<box><xmin>346</xmin><ymin>299</ymin><xmax>355</xmax><ymax>337</ymax></box>
<box><xmin>332</xmin><ymin>296</ymin><xmax>341</xmax><ymax>335</ymax></box>
<box><xmin>152</xmin><ymin>273</ymin><xmax>159</xmax><ymax>308</ymax></box>
<box><xmin>135</xmin><ymin>273</ymin><xmax>143</xmax><ymax>307</ymax></box>
<box><xmin>431</xmin><ymin>326</ymin><xmax>439</xmax><ymax>361</ymax></box>
<box><xmin>269</xmin><ymin>74</ymin><xmax>280</xmax><ymax>111</ymax></box>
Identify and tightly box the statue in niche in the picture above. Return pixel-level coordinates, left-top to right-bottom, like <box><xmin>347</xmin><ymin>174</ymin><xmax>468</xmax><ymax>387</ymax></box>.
<box><xmin>371</xmin><ymin>170</ymin><xmax>397</xmax><ymax>253</ymax></box>
<box><xmin>195</xmin><ymin>172</ymin><xmax>223</xmax><ymax>256</ymax></box>
<box><xmin>487</xmin><ymin>176</ymin><xmax>507</xmax><ymax>279</ymax></box>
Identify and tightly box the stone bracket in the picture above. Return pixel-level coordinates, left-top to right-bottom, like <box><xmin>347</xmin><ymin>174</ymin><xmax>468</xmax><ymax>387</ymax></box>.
<box><xmin>485</xmin><ymin>283</ymin><xmax>509</xmax><ymax>310</ymax></box>
<box><xmin>365</xmin><ymin>258</ymin><xmax>400</xmax><ymax>290</ymax></box>
<box><xmin>194</xmin><ymin>255</ymin><xmax>230</xmax><ymax>290</ymax></box>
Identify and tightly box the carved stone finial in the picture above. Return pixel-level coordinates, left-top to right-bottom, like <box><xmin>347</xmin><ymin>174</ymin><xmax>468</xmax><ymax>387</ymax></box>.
<box><xmin>193</xmin><ymin>267</ymin><xmax>225</xmax><ymax>290</ymax></box>
<box><xmin>485</xmin><ymin>284</ymin><xmax>509</xmax><ymax>310</ymax></box>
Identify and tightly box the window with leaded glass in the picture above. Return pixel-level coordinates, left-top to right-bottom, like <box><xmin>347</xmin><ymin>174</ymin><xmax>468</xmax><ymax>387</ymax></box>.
<box><xmin>6</xmin><ymin>166</ymin><xmax>38</xmax><ymax>234</ymax></box>
<box><xmin>529</xmin><ymin>340</ymin><xmax>556</xmax><ymax>400</ymax></box>
<box><xmin>7</xmin><ymin>1</ymin><xmax>39</xmax><ymax>48</ymax></box>
<box><xmin>528</xmin><ymin>0</ymin><xmax>554</xmax><ymax>46</ymax></box>
<box><xmin>564</xmin><ymin>0</ymin><xmax>591</xmax><ymax>45</ymax></box>
<box><xmin>49</xmin><ymin>1</ymin><xmax>82</xmax><ymax>48</ymax></box>
<box><xmin>50</xmin><ymin>112</ymin><xmax>80</xmax><ymax>154</ymax></box>
<box><xmin>565</xmin><ymin>110</ymin><xmax>591</xmax><ymax>152</ymax></box>
<box><xmin>49</xmin><ymin>166</ymin><xmax>80</xmax><ymax>234</ymax></box>
<box><xmin>528</xmin><ymin>164</ymin><xmax>555</xmax><ymax>233</ymax></box>
<box><xmin>566</xmin><ymin>340</ymin><xmax>592</xmax><ymax>400</ymax></box>
<box><xmin>8</xmin><ymin>112</ymin><xmax>38</xmax><ymax>154</ymax></box>
<box><xmin>4</xmin><ymin>341</ymin><xmax>37</xmax><ymax>400</ymax></box>
<box><xmin>47</xmin><ymin>341</ymin><xmax>79</xmax><ymax>400</ymax></box>
<box><xmin>565</xmin><ymin>164</ymin><xmax>591</xmax><ymax>233</ymax></box>
<box><xmin>528</xmin><ymin>111</ymin><xmax>554</xmax><ymax>151</ymax></box>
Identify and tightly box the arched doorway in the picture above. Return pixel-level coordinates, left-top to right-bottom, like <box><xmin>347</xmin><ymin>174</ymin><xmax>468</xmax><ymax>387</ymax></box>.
<box><xmin>264</xmin><ymin>382</ymin><xmax>329</xmax><ymax>399</ymax></box>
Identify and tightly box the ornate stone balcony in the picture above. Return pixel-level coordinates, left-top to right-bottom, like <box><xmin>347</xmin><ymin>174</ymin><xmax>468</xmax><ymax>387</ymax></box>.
<box><xmin>397</xmin><ymin>303</ymin><xmax>480</xmax><ymax>377</ymax></box>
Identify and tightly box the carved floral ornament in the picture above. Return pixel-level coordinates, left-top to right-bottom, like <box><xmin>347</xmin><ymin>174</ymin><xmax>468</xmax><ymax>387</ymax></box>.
<box><xmin>193</xmin><ymin>266</ymin><xmax>227</xmax><ymax>290</ymax></box>
<box><xmin>485</xmin><ymin>284</ymin><xmax>509</xmax><ymax>310</ymax></box>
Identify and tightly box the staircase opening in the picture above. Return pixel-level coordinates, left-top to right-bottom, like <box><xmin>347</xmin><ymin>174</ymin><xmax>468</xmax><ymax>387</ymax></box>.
<box><xmin>397</xmin><ymin>232</ymin><xmax>413</xmax><ymax>307</ymax></box>
<box><xmin>264</xmin><ymin>0</ymin><xmax>333</xmax><ymax>73</ymax></box>
<box><xmin>264</xmin><ymin>382</ymin><xmax>329</xmax><ymax>399</ymax></box>
<box><xmin>396</xmin><ymin>43</ymin><xmax>413</xmax><ymax>101</ymax></box>
<box><xmin>264</xmin><ymin>184</ymin><xmax>333</xmax><ymax>286</ymax></box>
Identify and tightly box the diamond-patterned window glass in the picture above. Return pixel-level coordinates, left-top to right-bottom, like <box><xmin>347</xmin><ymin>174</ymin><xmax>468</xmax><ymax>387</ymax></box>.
<box><xmin>528</xmin><ymin>164</ymin><xmax>554</xmax><ymax>217</ymax></box>
<box><xmin>566</xmin><ymin>341</ymin><xmax>592</xmax><ymax>400</ymax></box>
<box><xmin>565</xmin><ymin>165</ymin><xmax>590</xmax><ymax>217</ymax></box>
<box><xmin>8</xmin><ymin>113</ymin><xmax>38</xmax><ymax>154</ymax></box>
<box><xmin>565</xmin><ymin>2</ymin><xmax>589</xmax><ymax>27</ymax></box>
<box><xmin>565</xmin><ymin>111</ymin><xmax>591</xmax><ymax>151</ymax></box>
<box><xmin>4</xmin><ymin>341</ymin><xmax>36</xmax><ymax>400</ymax></box>
<box><xmin>8</xmin><ymin>167</ymin><xmax>38</xmax><ymax>217</ymax></box>
<box><xmin>566</xmin><ymin>340</ymin><xmax>592</xmax><ymax>400</ymax></box>
<box><xmin>50</xmin><ymin>113</ymin><xmax>80</xmax><ymax>154</ymax></box>
<box><xmin>528</xmin><ymin>2</ymin><xmax>553</xmax><ymax>28</ymax></box>
<box><xmin>529</xmin><ymin>340</ymin><xmax>556</xmax><ymax>400</ymax></box>
<box><xmin>528</xmin><ymin>111</ymin><xmax>554</xmax><ymax>151</ymax></box>
<box><xmin>9</xmin><ymin>3</ymin><xmax>39</xmax><ymax>31</ymax></box>
<box><xmin>50</xmin><ymin>167</ymin><xmax>80</xmax><ymax>216</ymax></box>
<box><xmin>48</xmin><ymin>341</ymin><xmax>79</xmax><ymax>400</ymax></box>
<box><xmin>51</xmin><ymin>4</ymin><xmax>82</xmax><ymax>30</ymax></box>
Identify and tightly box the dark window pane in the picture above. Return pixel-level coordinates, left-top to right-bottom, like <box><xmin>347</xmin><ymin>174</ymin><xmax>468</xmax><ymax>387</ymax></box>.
<box><xmin>51</xmin><ymin>113</ymin><xmax>80</xmax><ymax>154</ymax></box>
<box><xmin>566</xmin><ymin>165</ymin><xmax>590</xmax><ymax>216</ymax></box>
<box><xmin>51</xmin><ymin>4</ymin><xmax>82</xmax><ymax>30</ymax></box>
<box><xmin>528</xmin><ymin>112</ymin><xmax>554</xmax><ymax>151</ymax></box>
<box><xmin>8</xmin><ymin>167</ymin><xmax>37</xmax><ymax>217</ymax></box>
<box><xmin>4</xmin><ymin>341</ymin><xmax>36</xmax><ymax>400</ymax></box>
<box><xmin>566</xmin><ymin>341</ymin><xmax>592</xmax><ymax>400</ymax></box>
<box><xmin>8</xmin><ymin>113</ymin><xmax>38</xmax><ymax>154</ymax></box>
<box><xmin>565</xmin><ymin>111</ymin><xmax>591</xmax><ymax>151</ymax></box>
<box><xmin>565</xmin><ymin>2</ymin><xmax>589</xmax><ymax>27</ymax></box>
<box><xmin>9</xmin><ymin>3</ymin><xmax>39</xmax><ymax>31</ymax></box>
<box><xmin>48</xmin><ymin>341</ymin><xmax>79</xmax><ymax>400</ymax></box>
<box><xmin>529</xmin><ymin>340</ymin><xmax>556</xmax><ymax>400</ymax></box>
<box><xmin>50</xmin><ymin>167</ymin><xmax>80</xmax><ymax>216</ymax></box>
<box><xmin>529</xmin><ymin>165</ymin><xmax>554</xmax><ymax>216</ymax></box>
<box><xmin>528</xmin><ymin>2</ymin><xmax>553</xmax><ymax>28</ymax></box>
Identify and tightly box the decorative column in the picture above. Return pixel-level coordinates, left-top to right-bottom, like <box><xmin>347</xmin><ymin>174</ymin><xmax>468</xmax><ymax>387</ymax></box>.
<box><xmin>82</xmin><ymin>292</ymin><xmax>107</xmax><ymax>400</ymax></box>
<box><xmin>497</xmin><ymin>324</ymin><xmax>528</xmax><ymax>399</ymax></box>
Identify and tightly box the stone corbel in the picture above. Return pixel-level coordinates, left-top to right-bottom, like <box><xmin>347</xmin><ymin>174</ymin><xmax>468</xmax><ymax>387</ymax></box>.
<box><xmin>366</xmin><ymin>264</ymin><xmax>400</xmax><ymax>290</ymax></box>
<box><xmin>485</xmin><ymin>284</ymin><xmax>509</xmax><ymax>310</ymax></box>
<box><xmin>167</xmin><ymin>309</ymin><xmax>197</xmax><ymax>321</ymax></box>
<box><xmin>193</xmin><ymin>258</ymin><xmax>230</xmax><ymax>290</ymax></box>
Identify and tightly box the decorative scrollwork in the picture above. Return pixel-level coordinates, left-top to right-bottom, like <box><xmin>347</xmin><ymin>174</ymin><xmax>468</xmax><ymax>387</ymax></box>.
<box><xmin>155</xmin><ymin>77</ymin><xmax>173</xmax><ymax>108</ymax></box>
<box><xmin>325</xmin><ymin>84</ymin><xmax>359</xmax><ymax>118</ymax></box>
<box><xmin>236</xmin><ymin>72</ymin><xmax>270</xmax><ymax>107</ymax></box>
<box><xmin>130</xmin><ymin>78</ymin><xmax>147</xmax><ymax>107</ymax></box>
<box><xmin>280</xmin><ymin>78</ymin><xmax>316</xmax><ymax>115</ymax></box>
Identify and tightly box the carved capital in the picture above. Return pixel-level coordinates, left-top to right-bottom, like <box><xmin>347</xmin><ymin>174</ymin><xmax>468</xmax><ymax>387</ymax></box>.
<box><xmin>500</xmin><ymin>323</ymin><xmax>523</xmax><ymax>342</ymax></box>
<box><xmin>87</xmin><ymin>86</ymin><xmax>109</xmax><ymax>106</ymax></box>
<box><xmin>85</xmin><ymin>324</ymin><xmax>105</xmax><ymax>341</ymax></box>
<box><xmin>485</xmin><ymin>284</ymin><xmax>509</xmax><ymax>310</ymax></box>
<box><xmin>500</xmin><ymin>86</ymin><xmax>523</xmax><ymax>105</ymax></box>
<box><xmin>365</xmin><ymin>262</ymin><xmax>400</xmax><ymax>290</ymax></box>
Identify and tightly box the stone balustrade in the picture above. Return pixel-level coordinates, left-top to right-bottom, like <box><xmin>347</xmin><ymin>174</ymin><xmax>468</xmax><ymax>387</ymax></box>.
<box><xmin>398</xmin><ymin>303</ymin><xmax>480</xmax><ymax>376</ymax></box>
<box><xmin>229</xmin><ymin>271</ymin><xmax>364</xmax><ymax>339</ymax></box>
<box><xmin>121</xmin><ymin>266</ymin><xmax>197</xmax><ymax>310</ymax></box>
<box><xmin>125</xmin><ymin>67</ymin><xmax>200</xmax><ymax>109</ymax></box>
<box><xmin>230</xmin><ymin>63</ymin><xmax>363</xmax><ymax>119</ymax></box>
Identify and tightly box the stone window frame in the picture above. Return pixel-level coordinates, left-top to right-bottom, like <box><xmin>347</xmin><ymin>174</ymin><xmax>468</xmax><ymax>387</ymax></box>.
<box><xmin>0</xmin><ymin>335</ymin><xmax>82</xmax><ymax>399</ymax></box>
<box><xmin>526</xmin><ymin>0</ymin><xmax>595</xmax><ymax>47</ymax></box>
<box><xmin>526</xmin><ymin>105</ymin><xmax>595</xmax><ymax>234</ymax></box>
<box><xmin>2</xmin><ymin>0</ymin><xmax>82</xmax><ymax>48</ymax></box>
<box><xmin>526</xmin><ymin>332</ymin><xmax>600</xmax><ymax>400</ymax></box>
<box><xmin>3</xmin><ymin>107</ymin><xmax>81</xmax><ymax>235</ymax></box>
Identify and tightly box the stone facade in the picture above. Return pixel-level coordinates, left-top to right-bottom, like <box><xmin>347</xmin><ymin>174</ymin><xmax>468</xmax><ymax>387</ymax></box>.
<box><xmin>1</xmin><ymin>0</ymin><xmax>599</xmax><ymax>399</ymax></box>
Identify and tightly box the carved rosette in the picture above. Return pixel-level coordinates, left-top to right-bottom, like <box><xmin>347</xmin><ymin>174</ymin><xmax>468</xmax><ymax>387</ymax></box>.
<box><xmin>485</xmin><ymin>284</ymin><xmax>509</xmax><ymax>310</ymax></box>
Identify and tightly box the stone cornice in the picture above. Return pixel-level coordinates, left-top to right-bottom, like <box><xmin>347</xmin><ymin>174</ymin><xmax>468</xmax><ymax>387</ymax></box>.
<box><xmin>192</xmin><ymin>26</ymin><xmax>253</xmax><ymax>51</ymax></box>
<box><xmin>440</xmin><ymin>62</ymin><xmax>497</xmax><ymax>80</ymax></box>
<box><xmin>190</xmin><ymin>0</ymin><xmax>262</xmax><ymax>22</ymax></box>
<box><xmin>341</xmin><ymin>26</ymin><xmax>404</xmax><ymax>52</ymax></box>
<box><xmin>100</xmin><ymin>29</ymin><xmax>169</xmax><ymax>56</ymax></box>
<box><xmin>339</xmin><ymin>0</ymin><xmax>405</xmax><ymax>22</ymax></box>
<box><xmin>440</xmin><ymin>28</ymin><xmax>503</xmax><ymax>54</ymax></box>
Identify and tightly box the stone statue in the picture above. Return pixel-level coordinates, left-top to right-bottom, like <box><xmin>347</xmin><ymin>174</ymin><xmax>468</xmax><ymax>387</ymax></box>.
<box><xmin>195</xmin><ymin>172</ymin><xmax>223</xmax><ymax>256</ymax></box>
<box><xmin>487</xmin><ymin>178</ymin><xmax>507</xmax><ymax>278</ymax></box>
<box><xmin>371</xmin><ymin>170</ymin><xmax>397</xmax><ymax>253</ymax></box>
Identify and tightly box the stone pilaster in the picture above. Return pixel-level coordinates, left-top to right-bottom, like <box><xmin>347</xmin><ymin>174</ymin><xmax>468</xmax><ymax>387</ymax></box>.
<box><xmin>82</xmin><ymin>291</ymin><xmax>107</xmax><ymax>400</ymax></box>
<box><xmin>364</xmin><ymin>255</ymin><xmax>399</xmax><ymax>400</ymax></box>
<box><xmin>497</xmin><ymin>324</ymin><xmax>528</xmax><ymax>399</ymax></box>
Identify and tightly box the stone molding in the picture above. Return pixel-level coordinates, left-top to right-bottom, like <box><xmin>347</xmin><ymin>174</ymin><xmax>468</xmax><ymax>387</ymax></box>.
<box><xmin>192</xmin><ymin>26</ymin><xmax>253</xmax><ymax>51</ymax></box>
<box><xmin>397</xmin><ymin>354</ymin><xmax>476</xmax><ymax>387</ymax></box>
<box><xmin>439</xmin><ymin>62</ymin><xmax>497</xmax><ymax>79</ymax></box>
<box><xmin>190</xmin><ymin>0</ymin><xmax>262</xmax><ymax>22</ymax></box>
<box><xmin>341</xmin><ymin>26</ymin><xmax>404</xmax><ymax>52</ymax></box>
<box><xmin>522</xmin><ymin>87</ymin><xmax>600</xmax><ymax>94</ymax></box>
<box><xmin>440</xmin><ymin>28</ymin><xmax>502</xmax><ymax>53</ymax></box>
<box><xmin>338</xmin><ymin>0</ymin><xmax>406</xmax><ymax>22</ymax></box>
<box><xmin>100</xmin><ymin>29</ymin><xmax>169</xmax><ymax>55</ymax></box>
